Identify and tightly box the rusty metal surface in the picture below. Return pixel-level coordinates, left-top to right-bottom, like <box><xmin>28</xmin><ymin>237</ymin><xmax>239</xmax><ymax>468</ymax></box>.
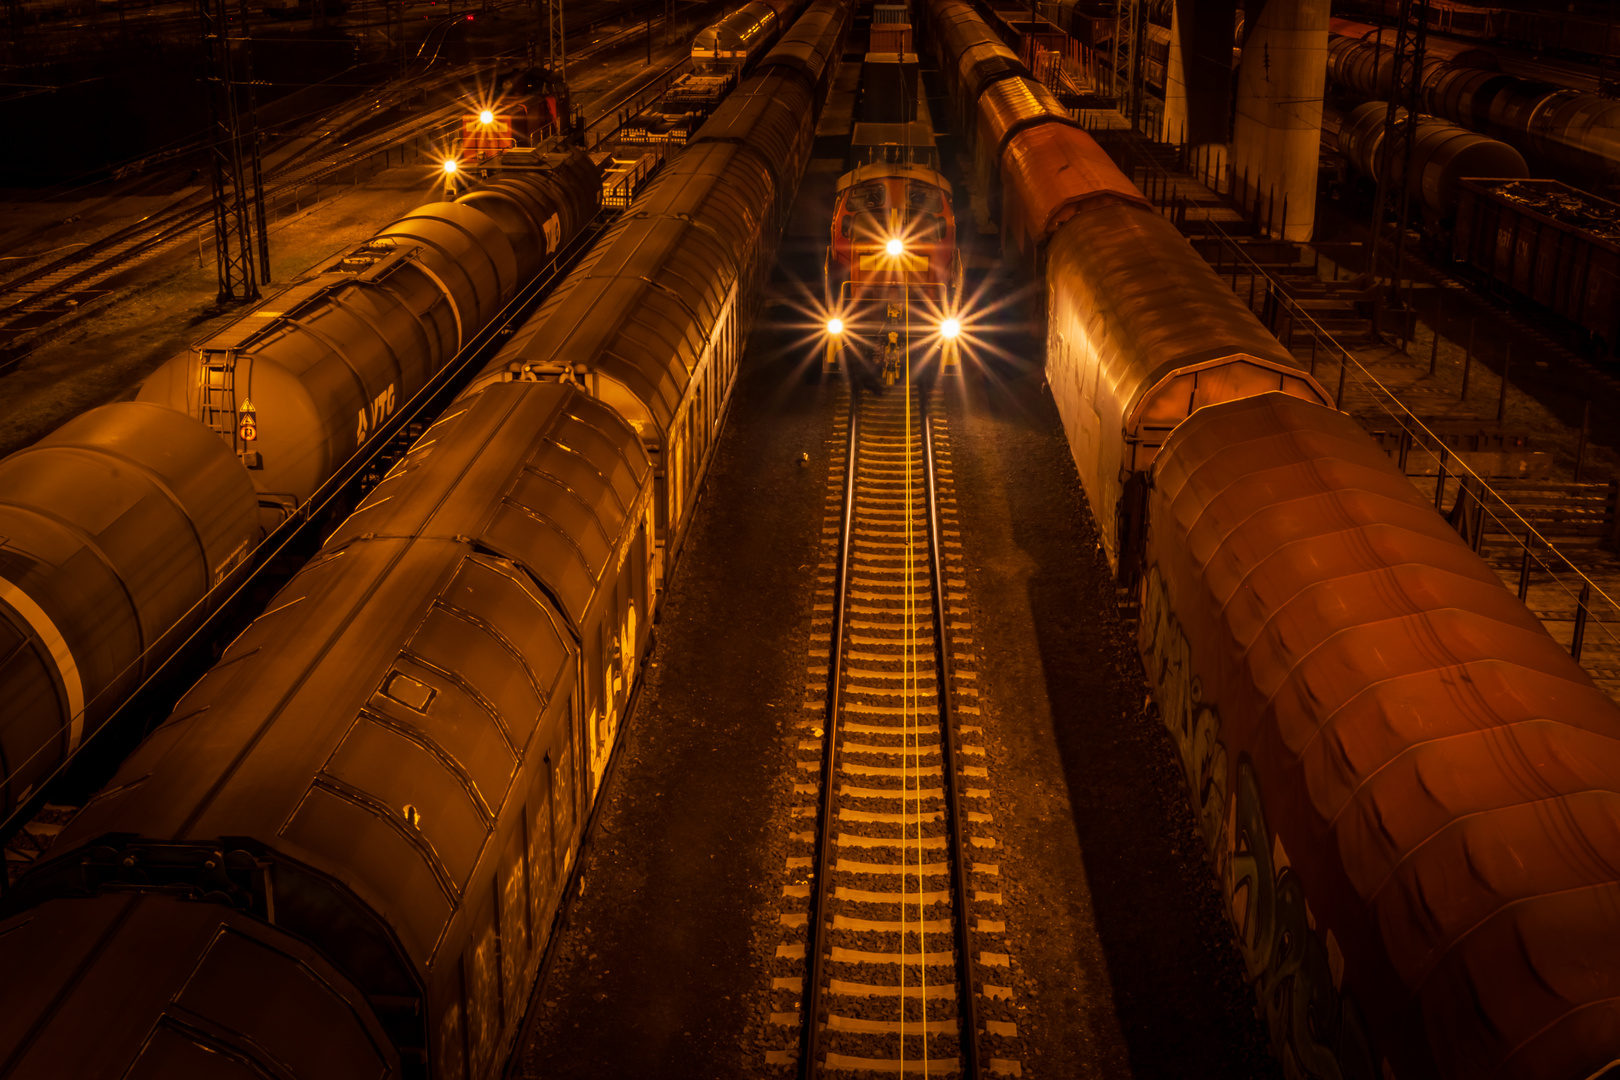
<box><xmin>0</xmin><ymin>892</ymin><xmax>400</xmax><ymax>1079</ymax></box>
<box><xmin>999</xmin><ymin>122</ymin><xmax>1147</xmax><ymax>258</ymax></box>
<box><xmin>14</xmin><ymin>382</ymin><xmax>651</xmax><ymax>1079</ymax></box>
<box><xmin>1042</xmin><ymin>194</ymin><xmax>1315</xmax><ymax>566</ymax></box>
<box><xmin>1142</xmin><ymin>391</ymin><xmax>1620</xmax><ymax>1080</ymax></box>
<box><xmin>0</xmin><ymin>402</ymin><xmax>259</xmax><ymax>819</ymax></box>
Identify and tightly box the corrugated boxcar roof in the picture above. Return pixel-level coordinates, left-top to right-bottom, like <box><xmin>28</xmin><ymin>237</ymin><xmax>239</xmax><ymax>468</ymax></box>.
<box><xmin>51</xmin><ymin>384</ymin><xmax>647</xmax><ymax>970</ymax></box>
<box><xmin>1148</xmin><ymin>392</ymin><xmax>1620</xmax><ymax>1079</ymax></box>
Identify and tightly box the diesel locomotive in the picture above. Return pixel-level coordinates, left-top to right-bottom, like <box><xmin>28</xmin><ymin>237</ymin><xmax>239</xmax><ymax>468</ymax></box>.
<box><xmin>823</xmin><ymin>20</ymin><xmax>961</xmax><ymax>381</ymax></box>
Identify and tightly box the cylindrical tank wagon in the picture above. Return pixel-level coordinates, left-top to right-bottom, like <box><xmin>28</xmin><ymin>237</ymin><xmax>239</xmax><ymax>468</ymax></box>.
<box><xmin>0</xmin><ymin>150</ymin><xmax>603</xmax><ymax>822</ymax></box>
<box><xmin>0</xmin><ymin>380</ymin><xmax>655</xmax><ymax>1080</ymax></box>
<box><xmin>1336</xmin><ymin>100</ymin><xmax>1529</xmax><ymax>218</ymax></box>
<box><xmin>0</xmin><ymin>404</ymin><xmax>260</xmax><ymax>816</ymax></box>
<box><xmin>137</xmin><ymin>151</ymin><xmax>602</xmax><ymax>514</ymax></box>
<box><xmin>1326</xmin><ymin>27</ymin><xmax>1620</xmax><ymax>188</ymax></box>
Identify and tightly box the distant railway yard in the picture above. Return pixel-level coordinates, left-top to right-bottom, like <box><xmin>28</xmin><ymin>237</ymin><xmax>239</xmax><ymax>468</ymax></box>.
<box><xmin>4</xmin><ymin>0</ymin><xmax>1620</xmax><ymax>1077</ymax></box>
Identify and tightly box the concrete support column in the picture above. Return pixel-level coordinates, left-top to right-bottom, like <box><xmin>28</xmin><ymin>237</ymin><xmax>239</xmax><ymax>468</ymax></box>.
<box><xmin>1230</xmin><ymin>0</ymin><xmax>1328</xmax><ymax>240</ymax></box>
<box><xmin>1164</xmin><ymin>0</ymin><xmax>1236</xmax><ymax>178</ymax></box>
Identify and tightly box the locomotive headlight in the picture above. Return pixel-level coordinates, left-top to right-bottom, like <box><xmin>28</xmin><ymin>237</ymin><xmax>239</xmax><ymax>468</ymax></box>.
<box><xmin>826</xmin><ymin>317</ymin><xmax>844</xmax><ymax>336</ymax></box>
<box><xmin>940</xmin><ymin>317</ymin><xmax>960</xmax><ymax>339</ymax></box>
<box><xmin>886</xmin><ymin>238</ymin><xmax>904</xmax><ymax>257</ymax></box>
<box><xmin>479</xmin><ymin>109</ymin><xmax>495</xmax><ymax>125</ymax></box>
<box><xmin>442</xmin><ymin>158</ymin><xmax>459</xmax><ymax>175</ymax></box>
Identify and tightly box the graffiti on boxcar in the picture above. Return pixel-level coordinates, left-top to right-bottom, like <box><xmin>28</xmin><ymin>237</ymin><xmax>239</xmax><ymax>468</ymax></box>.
<box><xmin>1141</xmin><ymin>565</ymin><xmax>1379</xmax><ymax>1080</ymax></box>
<box><xmin>1140</xmin><ymin>565</ymin><xmax>1228</xmax><ymax>857</ymax></box>
<box><xmin>1227</xmin><ymin>760</ymin><xmax>1380</xmax><ymax>1080</ymax></box>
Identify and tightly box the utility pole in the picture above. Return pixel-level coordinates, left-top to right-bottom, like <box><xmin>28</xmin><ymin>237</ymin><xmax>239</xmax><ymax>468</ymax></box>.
<box><xmin>1366</xmin><ymin>0</ymin><xmax>1427</xmax><ymax>332</ymax></box>
<box><xmin>548</xmin><ymin>0</ymin><xmax>565</xmax><ymax>81</ymax></box>
<box><xmin>199</xmin><ymin>0</ymin><xmax>267</xmax><ymax>304</ymax></box>
<box><xmin>237</xmin><ymin>0</ymin><xmax>271</xmax><ymax>285</ymax></box>
<box><xmin>1111</xmin><ymin>0</ymin><xmax>1142</xmax><ymax>128</ymax></box>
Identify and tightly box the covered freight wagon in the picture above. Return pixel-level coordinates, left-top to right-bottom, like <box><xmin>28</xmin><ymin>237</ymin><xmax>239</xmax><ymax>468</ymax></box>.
<box><xmin>1452</xmin><ymin>177</ymin><xmax>1620</xmax><ymax>358</ymax></box>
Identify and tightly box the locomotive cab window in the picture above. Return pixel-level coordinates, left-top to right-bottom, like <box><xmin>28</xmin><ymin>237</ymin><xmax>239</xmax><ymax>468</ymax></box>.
<box><xmin>844</xmin><ymin>183</ymin><xmax>886</xmax><ymax>211</ymax></box>
<box><xmin>907</xmin><ymin>184</ymin><xmax>944</xmax><ymax>213</ymax></box>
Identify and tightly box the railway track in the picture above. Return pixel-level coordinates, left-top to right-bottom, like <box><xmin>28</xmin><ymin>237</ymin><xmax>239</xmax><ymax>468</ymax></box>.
<box><xmin>0</xmin><ymin>101</ymin><xmax>465</xmax><ymax>349</ymax></box>
<box><xmin>0</xmin><ymin>0</ymin><xmax>690</xmax><ymax>362</ymax></box>
<box><xmin>0</xmin><ymin>5</ymin><xmax>688</xmax><ymax>367</ymax></box>
<box><xmin>783</xmin><ymin>379</ymin><xmax>1019</xmax><ymax>1078</ymax></box>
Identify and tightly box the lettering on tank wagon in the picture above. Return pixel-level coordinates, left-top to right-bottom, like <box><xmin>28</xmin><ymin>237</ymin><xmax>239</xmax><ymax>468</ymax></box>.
<box><xmin>544</xmin><ymin>213</ymin><xmax>561</xmax><ymax>254</ymax></box>
<box><xmin>1140</xmin><ymin>565</ymin><xmax>1381</xmax><ymax>1080</ymax></box>
<box><xmin>355</xmin><ymin>383</ymin><xmax>398</xmax><ymax>444</ymax></box>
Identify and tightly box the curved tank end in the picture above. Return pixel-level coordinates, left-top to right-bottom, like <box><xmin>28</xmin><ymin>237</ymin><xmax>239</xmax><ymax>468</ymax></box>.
<box><xmin>0</xmin><ymin>401</ymin><xmax>258</xmax><ymax>815</ymax></box>
<box><xmin>138</xmin><ymin>350</ymin><xmax>329</xmax><ymax>507</ymax></box>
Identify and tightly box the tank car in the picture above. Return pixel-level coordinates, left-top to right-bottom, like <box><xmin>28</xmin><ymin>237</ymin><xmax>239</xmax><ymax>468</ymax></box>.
<box><xmin>1326</xmin><ymin>27</ymin><xmax>1620</xmax><ymax>189</ymax></box>
<box><xmin>0</xmin><ymin>152</ymin><xmax>603</xmax><ymax>827</ymax></box>
<box><xmin>0</xmin><ymin>380</ymin><xmax>654</xmax><ymax>1080</ymax></box>
<box><xmin>469</xmin><ymin>0</ymin><xmax>850</xmax><ymax>590</ymax></box>
<box><xmin>926</xmin><ymin>0</ymin><xmax>1620</xmax><ymax>1075</ymax></box>
<box><xmin>138</xmin><ymin>149</ymin><xmax>602</xmax><ymax>517</ymax></box>
<box><xmin>1335</xmin><ymin>100</ymin><xmax>1528</xmax><ymax>222</ymax></box>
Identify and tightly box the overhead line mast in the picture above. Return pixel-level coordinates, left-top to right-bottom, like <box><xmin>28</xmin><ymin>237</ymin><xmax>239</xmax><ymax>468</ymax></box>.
<box><xmin>198</xmin><ymin>0</ymin><xmax>269</xmax><ymax>304</ymax></box>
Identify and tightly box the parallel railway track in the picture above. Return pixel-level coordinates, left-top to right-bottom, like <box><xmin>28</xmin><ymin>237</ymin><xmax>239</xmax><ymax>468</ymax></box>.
<box><xmin>787</xmin><ymin>377</ymin><xmax>1016</xmax><ymax>1078</ymax></box>
<box><xmin>0</xmin><ymin>0</ymin><xmax>690</xmax><ymax>366</ymax></box>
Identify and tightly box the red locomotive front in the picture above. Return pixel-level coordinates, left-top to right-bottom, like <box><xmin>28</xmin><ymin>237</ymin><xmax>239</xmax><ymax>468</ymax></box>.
<box><xmin>824</xmin><ymin>154</ymin><xmax>960</xmax><ymax>381</ymax></box>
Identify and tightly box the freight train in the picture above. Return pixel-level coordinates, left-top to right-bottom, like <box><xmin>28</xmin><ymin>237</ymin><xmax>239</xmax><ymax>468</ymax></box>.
<box><xmin>692</xmin><ymin>0</ymin><xmax>804</xmax><ymax>72</ymax></box>
<box><xmin>1452</xmin><ymin>177</ymin><xmax>1620</xmax><ymax>358</ymax></box>
<box><xmin>0</xmin><ymin>149</ymin><xmax>602</xmax><ymax>826</ymax></box>
<box><xmin>1333</xmin><ymin>0</ymin><xmax>1620</xmax><ymax>68</ymax></box>
<box><xmin>1332</xmin><ymin>99</ymin><xmax>1528</xmax><ymax>224</ymax></box>
<box><xmin>925</xmin><ymin>0</ymin><xmax>1620</xmax><ymax>1077</ymax></box>
<box><xmin>460</xmin><ymin>67</ymin><xmax>576</xmax><ymax>162</ymax></box>
<box><xmin>823</xmin><ymin>13</ymin><xmax>961</xmax><ymax>381</ymax></box>
<box><xmin>0</xmin><ymin>4</ymin><xmax>851</xmax><ymax>1078</ymax></box>
<box><xmin>1325</xmin><ymin>22</ymin><xmax>1620</xmax><ymax>190</ymax></box>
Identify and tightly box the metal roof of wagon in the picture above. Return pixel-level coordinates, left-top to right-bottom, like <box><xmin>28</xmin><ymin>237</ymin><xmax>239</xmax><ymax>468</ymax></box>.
<box><xmin>49</xmin><ymin>383</ymin><xmax>648</xmax><ymax>971</ymax></box>
<box><xmin>1150</xmin><ymin>392</ymin><xmax>1620</xmax><ymax>1078</ymax></box>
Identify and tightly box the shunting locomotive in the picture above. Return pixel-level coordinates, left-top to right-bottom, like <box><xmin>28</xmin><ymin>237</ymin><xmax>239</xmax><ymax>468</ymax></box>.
<box><xmin>823</xmin><ymin>30</ymin><xmax>961</xmax><ymax>380</ymax></box>
<box><xmin>459</xmin><ymin>67</ymin><xmax>576</xmax><ymax>163</ymax></box>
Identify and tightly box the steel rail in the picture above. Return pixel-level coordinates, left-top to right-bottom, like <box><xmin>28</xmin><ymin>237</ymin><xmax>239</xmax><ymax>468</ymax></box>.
<box><xmin>798</xmin><ymin>392</ymin><xmax>859</xmax><ymax>1078</ymax></box>
<box><xmin>923</xmin><ymin>398</ymin><xmax>981</xmax><ymax>1080</ymax></box>
<box><xmin>0</xmin><ymin>0</ymin><xmax>669</xmax><ymax>313</ymax></box>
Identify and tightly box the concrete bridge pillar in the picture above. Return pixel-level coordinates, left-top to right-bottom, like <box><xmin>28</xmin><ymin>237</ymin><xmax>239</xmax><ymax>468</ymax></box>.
<box><xmin>1230</xmin><ymin>0</ymin><xmax>1328</xmax><ymax>240</ymax></box>
<box><xmin>1164</xmin><ymin>0</ymin><xmax>1236</xmax><ymax>178</ymax></box>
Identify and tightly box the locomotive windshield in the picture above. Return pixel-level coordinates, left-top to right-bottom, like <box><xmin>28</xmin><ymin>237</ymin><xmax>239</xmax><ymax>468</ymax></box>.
<box><xmin>906</xmin><ymin>184</ymin><xmax>944</xmax><ymax>213</ymax></box>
